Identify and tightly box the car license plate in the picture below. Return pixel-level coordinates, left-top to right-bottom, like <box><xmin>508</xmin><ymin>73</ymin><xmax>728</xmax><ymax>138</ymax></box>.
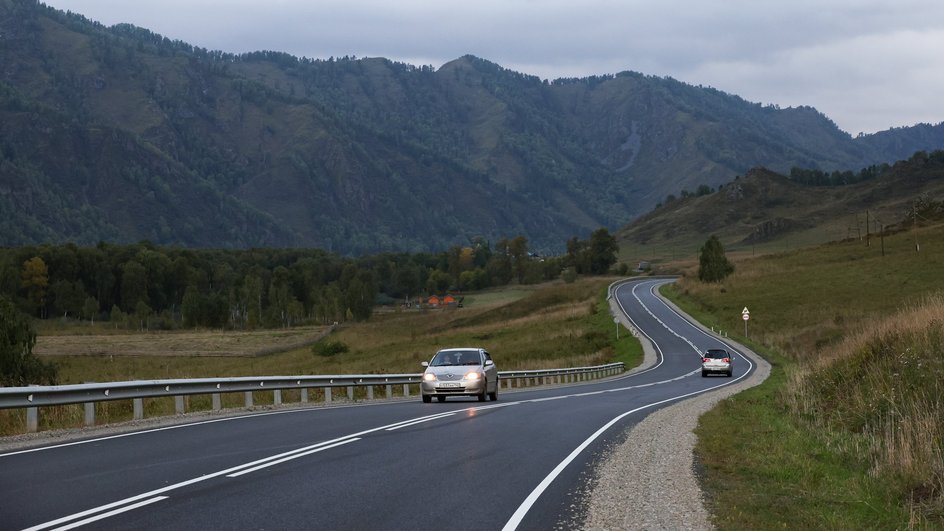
<box><xmin>439</xmin><ymin>383</ymin><xmax>461</xmax><ymax>388</ymax></box>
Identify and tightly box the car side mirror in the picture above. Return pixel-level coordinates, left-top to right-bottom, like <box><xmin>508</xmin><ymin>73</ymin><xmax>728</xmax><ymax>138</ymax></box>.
<box><xmin>421</xmin><ymin>361</ymin><xmax>429</xmax><ymax>367</ymax></box>
<box><xmin>484</xmin><ymin>360</ymin><xmax>494</xmax><ymax>367</ymax></box>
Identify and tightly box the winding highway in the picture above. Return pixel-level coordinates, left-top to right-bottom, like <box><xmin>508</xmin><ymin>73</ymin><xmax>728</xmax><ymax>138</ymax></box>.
<box><xmin>0</xmin><ymin>278</ymin><xmax>755</xmax><ymax>530</ymax></box>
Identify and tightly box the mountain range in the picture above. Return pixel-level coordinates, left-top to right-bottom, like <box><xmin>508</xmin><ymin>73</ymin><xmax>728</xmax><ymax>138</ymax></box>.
<box><xmin>2</xmin><ymin>0</ymin><xmax>943</xmax><ymax>254</ymax></box>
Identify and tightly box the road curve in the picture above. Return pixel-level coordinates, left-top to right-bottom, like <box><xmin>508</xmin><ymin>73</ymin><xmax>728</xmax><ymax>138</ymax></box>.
<box><xmin>0</xmin><ymin>278</ymin><xmax>757</xmax><ymax>530</ymax></box>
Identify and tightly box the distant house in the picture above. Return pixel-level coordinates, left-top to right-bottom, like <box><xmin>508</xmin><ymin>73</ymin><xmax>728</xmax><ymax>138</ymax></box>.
<box><xmin>636</xmin><ymin>261</ymin><xmax>651</xmax><ymax>272</ymax></box>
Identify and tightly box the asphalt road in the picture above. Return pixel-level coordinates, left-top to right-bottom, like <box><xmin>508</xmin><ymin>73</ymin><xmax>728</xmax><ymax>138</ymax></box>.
<box><xmin>0</xmin><ymin>278</ymin><xmax>755</xmax><ymax>530</ymax></box>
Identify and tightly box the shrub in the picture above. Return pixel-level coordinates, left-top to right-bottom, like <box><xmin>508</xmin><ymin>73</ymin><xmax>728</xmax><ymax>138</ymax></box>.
<box><xmin>312</xmin><ymin>340</ymin><xmax>349</xmax><ymax>357</ymax></box>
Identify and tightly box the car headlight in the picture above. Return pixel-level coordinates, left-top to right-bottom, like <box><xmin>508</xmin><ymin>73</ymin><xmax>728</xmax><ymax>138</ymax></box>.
<box><xmin>423</xmin><ymin>373</ymin><xmax>437</xmax><ymax>381</ymax></box>
<box><xmin>463</xmin><ymin>371</ymin><xmax>481</xmax><ymax>381</ymax></box>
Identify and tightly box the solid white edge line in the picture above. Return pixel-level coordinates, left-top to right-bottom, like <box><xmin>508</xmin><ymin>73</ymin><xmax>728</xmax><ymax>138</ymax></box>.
<box><xmin>41</xmin><ymin>496</ymin><xmax>168</xmax><ymax>531</ymax></box>
<box><xmin>226</xmin><ymin>438</ymin><xmax>360</xmax><ymax>477</ymax></box>
<box><xmin>501</xmin><ymin>379</ymin><xmax>742</xmax><ymax>531</ymax></box>
<box><xmin>503</xmin><ymin>278</ymin><xmax>756</xmax><ymax>530</ymax></box>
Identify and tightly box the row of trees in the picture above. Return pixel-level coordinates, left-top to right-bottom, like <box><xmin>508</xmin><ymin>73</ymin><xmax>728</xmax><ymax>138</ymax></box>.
<box><xmin>1</xmin><ymin>230</ymin><xmax>621</xmax><ymax>331</ymax></box>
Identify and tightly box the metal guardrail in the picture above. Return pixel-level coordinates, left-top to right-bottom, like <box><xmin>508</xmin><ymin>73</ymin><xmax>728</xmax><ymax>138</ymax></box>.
<box><xmin>0</xmin><ymin>362</ymin><xmax>624</xmax><ymax>433</ymax></box>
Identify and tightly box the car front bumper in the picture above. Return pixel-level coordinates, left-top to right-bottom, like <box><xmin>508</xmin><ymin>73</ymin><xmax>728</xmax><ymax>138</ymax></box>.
<box><xmin>421</xmin><ymin>379</ymin><xmax>486</xmax><ymax>396</ymax></box>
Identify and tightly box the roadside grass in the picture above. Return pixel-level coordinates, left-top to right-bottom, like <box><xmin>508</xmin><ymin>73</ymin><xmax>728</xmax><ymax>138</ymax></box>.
<box><xmin>664</xmin><ymin>221</ymin><xmax>944</xmax><ymax>527</ymax></box>
<box><xmin>694</xmin><ymin>344</ymin><xmax>910</xmax><ymax>529</ymax></box>
<box><xmin>1</xmin><ymin>277</ymin><xmax>641</xmax><ymax>436</ymax></box>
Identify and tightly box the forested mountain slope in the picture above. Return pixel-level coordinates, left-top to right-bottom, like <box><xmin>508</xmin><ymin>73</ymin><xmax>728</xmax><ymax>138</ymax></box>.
<box><xmin>1</xmin><ymin>0</ymin><xmax>942</xmax><ymax>253</ymax></box>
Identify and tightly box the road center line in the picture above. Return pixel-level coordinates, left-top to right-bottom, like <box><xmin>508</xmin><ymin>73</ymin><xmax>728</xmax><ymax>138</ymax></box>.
<box><xmin>227</xmin><ymin>438</ymin><xmax>361</xmax><ymax>477</ymax></box>
<box><xmin>47</xmin><ymin>497</ymin><xmax>168</xmax><ymax>531</ymax></box>
<box><xmin>23</xmin><ymin>409</ymin><xmax>485</xmax><ymax>531</ymax></box>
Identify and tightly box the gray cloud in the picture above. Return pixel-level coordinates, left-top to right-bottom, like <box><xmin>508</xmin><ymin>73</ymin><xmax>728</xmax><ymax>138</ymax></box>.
<box><xmin>46</xmin><ymin>0</ymin><xmax>944</xmax><ymax>134</ymax></box>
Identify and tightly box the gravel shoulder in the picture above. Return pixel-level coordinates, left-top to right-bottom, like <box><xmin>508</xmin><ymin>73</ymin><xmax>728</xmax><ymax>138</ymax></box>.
<box><xmin>584</xmin><ymin>285</ymin><xmax>772</xmax><ymax>530</ymax></box>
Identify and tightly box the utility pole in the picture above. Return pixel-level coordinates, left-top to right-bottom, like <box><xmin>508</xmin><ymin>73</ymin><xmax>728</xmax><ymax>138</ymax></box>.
<box><xmin>881</xmin><ymin>224</ymin><xmax>885</xmax><ymax>257</ymax></box>
<box><xmin>866</xmin><ymin>210</ymin><xmax>871</xmax><ymax>247</ymax></box>
<box><xmin>914</xmin><ymin>203</ymin><xmax>920</xmax><ymax>252</ymax></box>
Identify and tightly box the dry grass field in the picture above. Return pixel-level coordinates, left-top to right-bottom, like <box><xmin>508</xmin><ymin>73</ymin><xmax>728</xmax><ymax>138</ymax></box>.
<box><xmin>33</xmin><ymin>326</ymin><xmax>334</xmax><ymax>358</ymax></box>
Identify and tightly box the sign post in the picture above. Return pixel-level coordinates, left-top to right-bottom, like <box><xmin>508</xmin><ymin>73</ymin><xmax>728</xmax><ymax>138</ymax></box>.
<box><xmin>741</xmin><ymin>307</ymin><xmax>750</xmax><ymax>338</ymax></box>
<box><xmin>613</xmin><ymin>317</ymin><xmax>620</xmax><ymax>340</ymax></box>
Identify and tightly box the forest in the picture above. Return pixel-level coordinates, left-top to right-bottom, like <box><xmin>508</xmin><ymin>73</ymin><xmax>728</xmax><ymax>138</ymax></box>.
<box><xmin>1</xmin><ymin>229</ymin><xmax>620</xmax><ymax>331</ymax></box>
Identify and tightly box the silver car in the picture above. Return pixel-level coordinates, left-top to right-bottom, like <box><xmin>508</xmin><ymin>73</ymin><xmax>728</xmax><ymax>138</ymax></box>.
<box><xmin>421</xmin><ymin>348</ymin><xmax>499</xmax><ymax>403</ymax></box>
<box><xmin>701</xmin><ymin>348</ymin><xmax>733</xmax><ymax>377</ymax></box>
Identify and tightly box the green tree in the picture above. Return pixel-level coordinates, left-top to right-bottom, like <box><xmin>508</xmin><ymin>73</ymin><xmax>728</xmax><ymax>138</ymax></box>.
<box><xmin>82</xmin><ymin>296</ymin><xmax>99</xmax><ymax>324</ymax></box>
<box><xmin>565</xmin><ymin>236</ymin><xmax>589</xmax><ymax>274</ymax></box>
<box><xmin>486</xmin><ymin>239</ymin><xmax>513</xmax><ymax>285</ymax></box>
<box><xmin>120</xmin><ymin>260</ymin><xmax>148</xmax><ymax>312</ymax></box>
<box><xmin>345</xmin><ymin>270</ymin><xmax>376</xmax><ymax>321</ymax></box>
<box><xmin>0</xmin><ymin>295</ymin><xmax>57</xmax><ymax>386</ymax></box>
<box><xmin>587</xmin><ymin>228</ymin><xmax>619</xmax><ymax>274</ymax></box>
<box><xmin>135</xmin><ymin>300</ymin><xmax>152</xmax><ymax>331</ymax></box>
<box><xmin>425</xmin><ymin>269</ymin><xmax>451</xmax><ymax>295</ymax></box>
<box><xmin>509</xmin><ymin>235</ymin><xmax>529</xmax><ymax>283</ymax></box>
<box><xmin>20</xmin><ymin>256</ymin><xmax>49</xmax><ymax>318</ymax></box>
<box><xmin>698</xmin><ymin>235</ymin><xmax>734</xmax><ymax>282</ymax></box>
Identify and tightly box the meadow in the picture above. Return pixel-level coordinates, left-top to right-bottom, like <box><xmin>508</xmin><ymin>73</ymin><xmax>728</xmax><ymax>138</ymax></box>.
<box><xmin>666</xmin><ymin>221</ymin><xmax>944</xmax><ymax>527</ymax></box>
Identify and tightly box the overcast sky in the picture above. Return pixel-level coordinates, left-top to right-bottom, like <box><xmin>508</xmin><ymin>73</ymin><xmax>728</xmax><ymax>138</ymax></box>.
<box><xmin>44</xmin><ymin>0</ymin><xmax>944</xmax><ymax>135</ymax></box>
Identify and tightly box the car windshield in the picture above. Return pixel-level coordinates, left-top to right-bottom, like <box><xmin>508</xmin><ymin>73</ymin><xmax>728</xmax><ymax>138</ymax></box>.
<box><xmin>431</xmin><ymin>350</ymin><xmax>480</xmax><ymax>366</ymax></box>
<box><xmin>705</xmin><ymin>350</ymin><xmax>728</xmax><ymax>359</ymax></box>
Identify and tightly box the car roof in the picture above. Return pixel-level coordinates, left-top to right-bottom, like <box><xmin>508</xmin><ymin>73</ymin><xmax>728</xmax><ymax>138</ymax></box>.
<box><xmin>437</xmin><ymin>347</ymin><xmax>484</xmax><ymax>352</ymax></box>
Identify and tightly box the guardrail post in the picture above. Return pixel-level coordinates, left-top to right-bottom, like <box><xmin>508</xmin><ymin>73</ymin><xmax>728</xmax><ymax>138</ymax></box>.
<box><xmin>84</xmin><ymin>402</ymin><xmax>95</xmax><ymax>426</ymax></box>
<box><xmin>347</xmin><ymin>386</ymin><xmax>354</xmax><ymax>400</ymax></box>
<box><xmin>386</xmin><ymin>385</ymin><xmax>392</xmax><ymax>399</ymax></box>
<box><xmin>244</xmin><ymin>391</ymin><xmax>253</xmax><ymax>408</ymax></box>
<box><xmin>301</xmin><ymin>389</ymin><xmax>309</xmax><ymax>403</ymax></box>
<box><xmin>27</xmin><ymin>407</ymin><xmax>38</xmax><ymax>433</ymax></box>
<box><xmin>325</xmin><ymin>387</ymin><xmax>332</xmax><ymax>403</ymax></box>
<box><xmin>133</xmin><ymin>398</ymin><xmax>144</xmax><ymax>419</ymax></box>
<box><xmin>367</xmin><ymin>386</ymin><xmax>374</xmax><ymax>400</ymax></box>
<box><xmin>274</xmin><ymin>389</ymin><xmax>282</xmax><ymax>406</ymax></box>
<box><xmin>403</xmin><ymin>384</ymin><xmax>410</xmax><ymax>397</ymax></box>
<box><xmin>175</xmin><ymin>396</ymin><xmax>185</xmax><ymax>415</ymax></box>
<box><xmin>212</xmin><ymin>393</ymin><xmax>221</xmax><ymax>411</ymax></box>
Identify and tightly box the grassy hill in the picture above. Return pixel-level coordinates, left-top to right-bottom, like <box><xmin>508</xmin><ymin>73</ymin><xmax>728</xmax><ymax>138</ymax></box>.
<box><xmin>617</xmin><ymin>150</ymin><xmax>944</xmax><ymax>267</ymax></box>
<box><xmin>607</xmin><ymin>150</ymin><xmax>944</xmax><ymax>525</ymax></box>
<box><xmin>663</xmin><ymin>219</ymin><xmax>944</xmax><ymax>527</ymax></box>
<box><xmin>2</xmin><ymin>0</ymin><xmax>943</xmax><ymax>253</ymax></box>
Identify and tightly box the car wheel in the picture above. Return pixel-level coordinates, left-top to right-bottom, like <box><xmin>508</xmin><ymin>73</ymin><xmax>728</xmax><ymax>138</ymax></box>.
<box><xmin>478</xmin><ymin>382</ymin><xmax>487</xmax><ymax>402</ymax></box>
<box><xmin>422</xmin><ymin>394</ymin><xmax>431</xmax><ymax>403</ymax></box>
<box><xmin>727</xmin><ymin>370</ymin><xmax>733</xmax><ymax>377</ymax></box>
<box><xmin>436</xmin><ymin>396</ymin><xmax>446</xmax><ymax>403</ymax></box>
<box><xmin>488</xmin><ymin>388</ymin><xmax>498</xmax><ymax>401</ymax></box>
<box><xmin>701</xmin><ymin>370</ymin><xmax>707</xmax><ymax>377</ymax></box>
